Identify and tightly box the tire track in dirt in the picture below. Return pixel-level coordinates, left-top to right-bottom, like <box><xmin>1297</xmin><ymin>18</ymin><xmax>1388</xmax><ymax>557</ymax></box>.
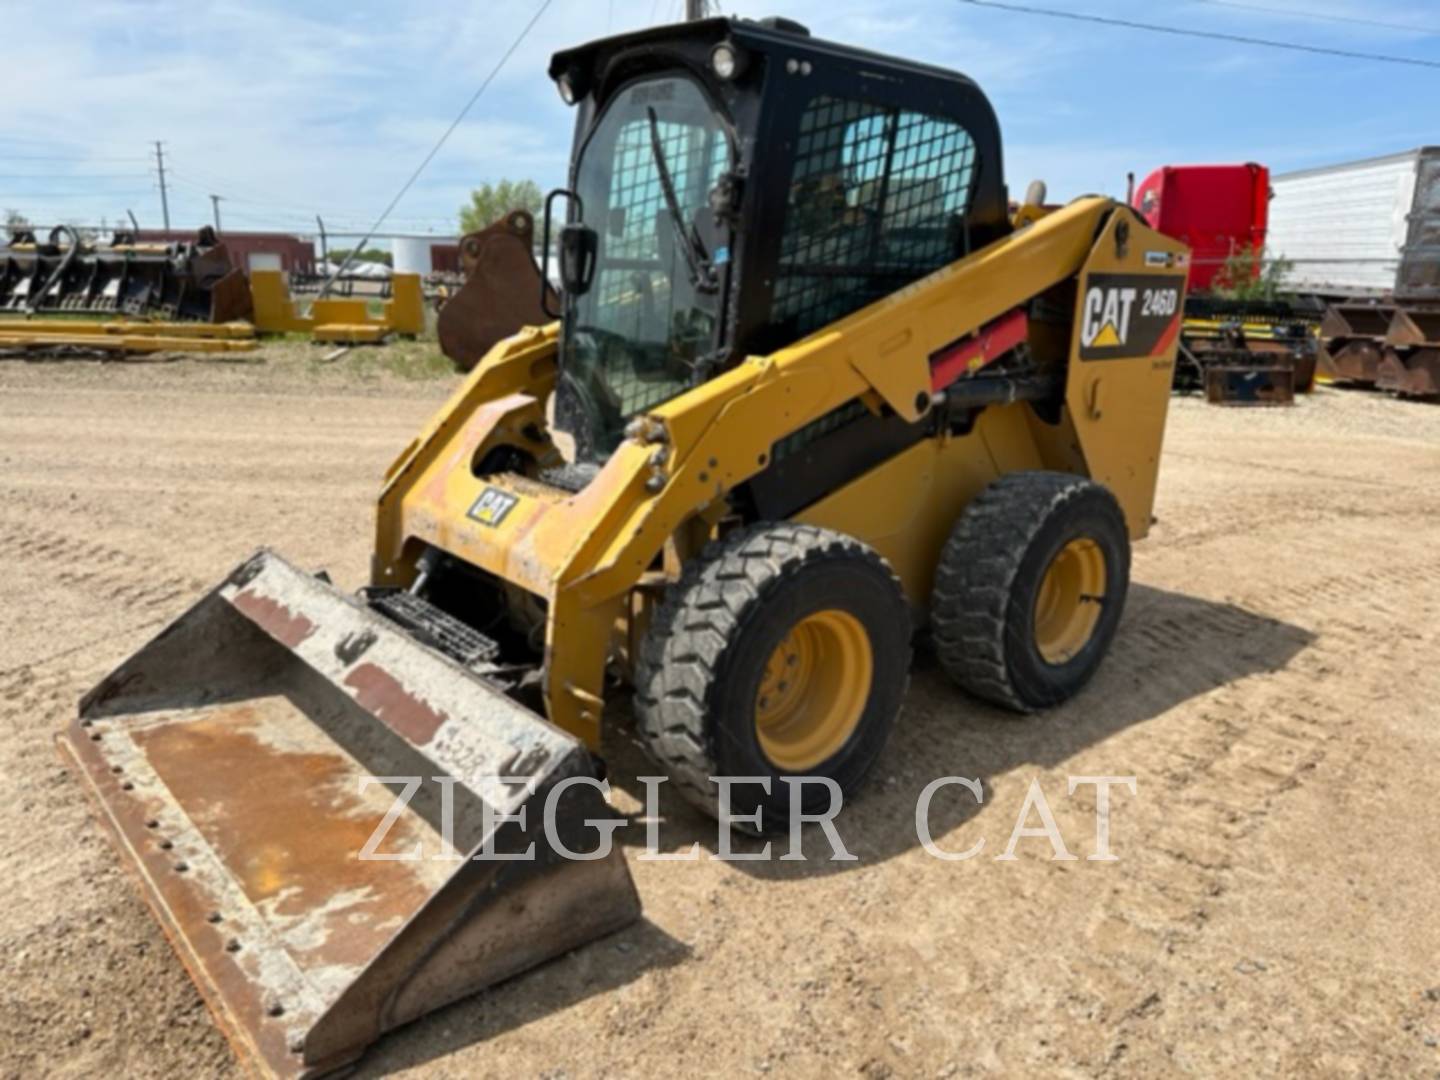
<box><xmin>0</xmin><ymin>521</ymin><xmax>210</xmax><ymax>611</ymax></box>
<box><xmin>1162</xmin><ymin>448</ymin><xmax>1435</xmax><ymax>493</ymax></box>
<box><xmin>1066</xmin><ymin>530</ymin><xmax>1440</xmax><ymax>1068</ymax></box>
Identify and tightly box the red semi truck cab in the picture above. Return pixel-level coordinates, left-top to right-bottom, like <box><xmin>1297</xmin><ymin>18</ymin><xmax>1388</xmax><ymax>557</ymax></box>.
<box><xmin>1131</xmin><ymin>163</ymin><xmax>1269</xmax><ymax>292</ymax></box>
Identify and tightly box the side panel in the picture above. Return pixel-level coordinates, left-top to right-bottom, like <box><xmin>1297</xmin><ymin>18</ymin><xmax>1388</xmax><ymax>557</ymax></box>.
<box><xmin>1066</xmin><ymin>212</ymin><xmax>1188</xmax><ymax>540</ymax></box>
<box><xmin>1270</xmin><ymin>151</ymin><xmax>1420</xmax><ymax>296</ymax></box>
<box><xmin>794</xmin><ymin>407</ymin><xmax>1028</xmax><ymax>602</ymax></box>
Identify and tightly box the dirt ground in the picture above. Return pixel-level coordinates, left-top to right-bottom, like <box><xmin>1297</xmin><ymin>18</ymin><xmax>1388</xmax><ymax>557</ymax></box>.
<box><xmin>2</xmin><ymin>347</ymin><xmax>1439</xmax><ymax>1078</ymax></box>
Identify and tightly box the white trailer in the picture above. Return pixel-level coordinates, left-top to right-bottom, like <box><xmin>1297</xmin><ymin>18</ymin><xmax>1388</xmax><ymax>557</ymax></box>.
<box><xmin>1272</xmin><ymin>148</ymin><xmax>1440</xmax><ymax>396</ymax></box>
<box><xmin>1269</xmin><ymin>147</ymin><xmax>1440</xmax><ymax>302</ymax></box>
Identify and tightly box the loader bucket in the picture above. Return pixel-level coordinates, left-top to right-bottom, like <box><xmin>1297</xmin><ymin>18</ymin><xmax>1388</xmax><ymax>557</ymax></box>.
<box><xmin>1378</xmin><ymin>347</ymin><xmax>1440</xmax><ymax>398</ymax></box>
<box><xmin>1324</xmin><ymin>340</ymin><xmax>1383</xmax><ymax>386</ymax></box>
<box><xmin>1386</xmin><ymin>306</ymin><xmax>1440</xmax><ymax>348</ymax></box>
<box><xmin>58</xmin><ymin>550</ymin><xmax>640</xmax><ymax>1078</ymax></box>
<box><xmin>1321</xmin><ymin>302</ymin><xmax>1396</xmax><ymax>341</ymax></box>
<box><xmin>0</xmin><ymin>227</ymin><xmax>252</xmax><ymax>322</ymax></box>
<box><xmin>437</xmin><ymin>210</ymin><xmax>557</xmax><ymax>372</ymax></box>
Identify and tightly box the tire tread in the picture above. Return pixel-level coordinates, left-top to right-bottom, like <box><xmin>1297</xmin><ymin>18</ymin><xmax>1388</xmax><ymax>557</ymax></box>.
<box><xmin>635</xmin><ymin>523</ymin><xmax>909</xmax><ymax>819</ymax></box>
<box><xmin>931</xmin><ymin>471</ymin><xmax>1125</xmax><ymax>712</ymax></box>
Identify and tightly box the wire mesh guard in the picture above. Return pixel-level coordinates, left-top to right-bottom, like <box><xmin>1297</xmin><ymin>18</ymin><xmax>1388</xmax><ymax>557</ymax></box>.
<box><xmin>589</xmin><ymin>99</ymin><xmax>729</xmax><ymax>418</ymax></box>
<box><xmin>775</xmin><ymin>96</ymin><xmax>978</xmax><ymax>340</ymax></box>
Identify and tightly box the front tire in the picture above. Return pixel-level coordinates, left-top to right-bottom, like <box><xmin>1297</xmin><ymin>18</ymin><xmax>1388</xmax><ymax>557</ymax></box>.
<box><xmin>930</xmin><ymin>471</ymin><xmax>1131</xmax><ymax>712</ymax></box>
<box><xmin>635</xmin><ymin>524</ymin><xmax>912</xmax><ymax>830</ymax></box>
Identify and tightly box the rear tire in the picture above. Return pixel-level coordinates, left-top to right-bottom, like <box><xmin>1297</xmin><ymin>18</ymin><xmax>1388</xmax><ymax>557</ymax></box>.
<box><xmin>635</xmin><ymin>524</ymin><xmax>912</xmax><ymax>830</ymax></box>
<box><xmin>930</xmin><ymin>471</ymin><xmax>1130</xmax><ymax>712</ymax></box>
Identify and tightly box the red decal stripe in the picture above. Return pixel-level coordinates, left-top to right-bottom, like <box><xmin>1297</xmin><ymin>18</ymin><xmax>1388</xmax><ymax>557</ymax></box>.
<box><xmin>930</xmin><ymin>309</ymin><xmax>1030</xmax><ymax>392</ymax></box>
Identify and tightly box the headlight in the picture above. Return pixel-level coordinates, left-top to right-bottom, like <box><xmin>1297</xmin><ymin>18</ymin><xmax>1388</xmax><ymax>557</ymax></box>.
<box><xmin>711</xmin><ymin>41</ymin><xmax>746</xmax><ymax>80</ymax></box>
<box><xmin>557</xmin><ymin>72</ymin><xmax>578</xmax><ymax>105</ymax></box>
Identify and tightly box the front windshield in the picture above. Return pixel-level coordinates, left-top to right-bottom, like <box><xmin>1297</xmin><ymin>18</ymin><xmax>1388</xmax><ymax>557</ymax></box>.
<box><xmin>560</xmin><ymin>76</ymin><xmax>733</xmax><ymax>459</ymax></box>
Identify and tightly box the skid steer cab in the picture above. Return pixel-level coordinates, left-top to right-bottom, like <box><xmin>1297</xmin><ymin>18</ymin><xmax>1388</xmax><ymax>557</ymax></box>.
<box><xmin>60</xmin><ymin>15</ymin><xmax>1188</xmax><ymax>1078</ymax></box>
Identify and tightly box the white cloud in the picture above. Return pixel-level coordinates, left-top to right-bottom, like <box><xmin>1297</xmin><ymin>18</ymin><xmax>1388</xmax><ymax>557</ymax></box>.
<box><xmin>2</xmin><ymin>0</ymin><xmax>1434</xmax><ymax>232</ymax></box>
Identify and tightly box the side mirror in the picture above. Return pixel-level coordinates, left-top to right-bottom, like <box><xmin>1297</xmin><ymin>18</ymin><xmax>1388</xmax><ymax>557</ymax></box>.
<box><xmin>559</xmin><ymin>223</ymin><xmax>598</xmax><ymax>298</ymax></box>
<box><xmin>540</xmin><ymin>187</ymin><xmax>586</xmax><ymax>318</ymax></box>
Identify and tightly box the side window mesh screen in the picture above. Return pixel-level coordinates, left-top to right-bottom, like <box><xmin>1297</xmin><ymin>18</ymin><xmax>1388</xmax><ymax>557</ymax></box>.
<box><xmin>774</xmin><ymin>96</ymin><xmax>978</xmax><ymax>340</ymax></box>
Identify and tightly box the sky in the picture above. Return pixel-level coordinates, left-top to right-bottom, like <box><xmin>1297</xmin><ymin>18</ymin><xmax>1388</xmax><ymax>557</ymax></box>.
<box><xmin>2</xmin><ymin>0</ymin><xmax>1437</xmax><ymax>239</ymax></box>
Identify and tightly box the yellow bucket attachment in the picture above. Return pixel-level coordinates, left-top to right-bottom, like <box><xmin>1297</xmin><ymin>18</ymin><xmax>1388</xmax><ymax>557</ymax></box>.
<box><xmin>58</xmin><ymin>550</ymin><xmax>639</xmax><ymax>1077</ymax></box>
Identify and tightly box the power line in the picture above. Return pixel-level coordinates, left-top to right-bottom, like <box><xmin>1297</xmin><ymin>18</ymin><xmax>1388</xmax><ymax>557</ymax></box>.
<box><xmin>1186</xmin><ymin>0</ymin><xmax>1440</xmax><ymax>37</ymax></box>
<box><xmin>0</xmin><ymin>155</ymin><xmax>151</xmax><ymax>164</ymax></box>
<box><xmin>0</xmin><ymin>190</ymin><xmax>155</xmax><ymax>197</ymax></box>
<box><xmin>0</xmin><ymin>134</ymin><xmax>143</xmax><ymax>151</ymax></box>
<box><xmin>166</xmin><ymin>168</ymin><xmax>452</xmax><ymax>229</ymax></box>
<box><xmin>319</xmin><ymin>0</ymin><xmax>554</xmax><ymax>292</ymax></box>
<box><xmin>0</xmin><ymin>173</ymin><xmax>151</xmax><ymax>180</ymax></box>
<box><xmin>956</xmin><ymin>0</ymin><xmax>1440</xmax><ymax>68</ymax></box>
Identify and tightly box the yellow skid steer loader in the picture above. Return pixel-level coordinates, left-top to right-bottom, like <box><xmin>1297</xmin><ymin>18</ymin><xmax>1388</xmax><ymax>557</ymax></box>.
<box><xmin>59</xmin><ymin>16</ymin><xmax>1187</xmax><ymax>1077</ymax></box>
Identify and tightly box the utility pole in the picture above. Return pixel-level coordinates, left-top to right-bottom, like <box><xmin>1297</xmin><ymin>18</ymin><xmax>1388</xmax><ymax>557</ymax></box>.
<box><xmin>209</xmin><ymin>194</ymin><xmax>224</xmax><ymax>233</ymax></box>
<box><xmin>685</xmin><ymin>0</ymin><xmax>709</xmax><ymax>20</ymax></box>
<box><xmin>153</xmin><ymin>141</ymin><xmax>171</xmax><ymax>233</ymax></box>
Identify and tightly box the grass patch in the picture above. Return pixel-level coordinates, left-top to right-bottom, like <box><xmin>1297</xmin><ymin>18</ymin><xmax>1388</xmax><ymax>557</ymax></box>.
<box><xmin>331</xmin><ymin>339</ymin><xmax>456</xmax><ymax>381</ymax></box>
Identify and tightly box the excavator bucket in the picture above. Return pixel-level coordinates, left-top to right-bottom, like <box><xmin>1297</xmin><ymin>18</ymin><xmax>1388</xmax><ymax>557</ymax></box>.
<box><xmin>58</xmin><ymin>550</ymin><xmax>640</xmax><ymax>1078</ymax></box>
<box><xmin>437</xmin><ymin>210</ymin><xmax>556</xmax><ymax>372</ymax></box>
<box><xmin>0</xmin><ymin>226</ymin><xmax>252</xmax><ymax>322</ymax></box>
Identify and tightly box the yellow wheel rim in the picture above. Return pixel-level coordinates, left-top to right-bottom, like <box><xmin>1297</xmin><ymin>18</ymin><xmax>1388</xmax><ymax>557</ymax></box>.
<box><xmin>754</xmin><ymin>609</ymin><xmax>873</xmax><ymax>772</ymax></box>
<box><xmin>1033</xmin><ymin>538</ymin><xmax>1107</xmax><ymax>665</ymax></box>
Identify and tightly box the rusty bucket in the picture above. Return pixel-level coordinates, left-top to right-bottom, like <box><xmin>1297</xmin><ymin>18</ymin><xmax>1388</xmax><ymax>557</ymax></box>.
<box><xmin>437</xmin><ymin>210</ymin><xmax>558</xmax><ymax>373</ymax></box>
<box><xmin>1204</xmin><ymin>364</ymin><xmax>1296</xmax><ymax>406</ymax></box>
<box><xmin>58</xmin><ymin>550</ymin><xmax>639</xmax><ymax>1077</ymax></box>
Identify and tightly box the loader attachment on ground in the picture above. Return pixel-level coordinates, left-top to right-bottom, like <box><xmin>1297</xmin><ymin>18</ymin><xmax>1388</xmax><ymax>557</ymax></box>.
<box><xmin>58</xmin><ymin>550</ymin><xmax>640</xmax><ymax>1078</ymax></box>
<box><xmin>0</xmin><ymin>225</ymin><xmax>252</xmax><ymax>322</ymax></box>
<box><xmin>1204</xmin><ymin>363</ymin><xmax>1296</xmax><ymax>406</ymax></box>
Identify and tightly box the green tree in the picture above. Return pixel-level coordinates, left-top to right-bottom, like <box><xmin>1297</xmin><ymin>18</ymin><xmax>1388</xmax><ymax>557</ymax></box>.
<box><xmin>1209</xmin><ymin>246</ymin><xmax>1294</xmax><ymax>302</ymax></box>
<box><xmin>459</xmin><ymin>179</ymin><xmax>543</xmax><ymax>234</ymax></box>
<box><xmin>4</xmin><ymin>209</ymin><xmax>30</xmax><ymax>237</ymax></box>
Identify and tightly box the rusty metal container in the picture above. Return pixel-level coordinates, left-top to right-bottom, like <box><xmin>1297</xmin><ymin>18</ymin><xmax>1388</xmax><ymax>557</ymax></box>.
<box><xmin>1386</xmin><ymin>306</ymin><xmax>1440</xmax><ymax>348</ymax></box>
<box><xmin>1320</xmin><ymin>338</ymin><xmax>1384</xmax><ymax>386</ymax></box>
<box><xmin>1204</xmin><ymin>364</ymin><xmax>1296</xmax><ymax>406</ymax></box>
<box><xmin>58</xmin><ymin>550</ymin><xmax>639</xmax><ymax>1078</ymax></box>
<box><xmin>1377</xmin><ymin>348</ymin><xmax>1440</xmax><ymax>398</ymax></box>
<box><xmin>1321</xmin><ymin>302</ymin><xmax>1397</xmax><ymax>342</ymax></box>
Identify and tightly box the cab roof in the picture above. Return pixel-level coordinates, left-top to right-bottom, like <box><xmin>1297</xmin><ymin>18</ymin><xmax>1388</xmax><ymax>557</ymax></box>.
<box><xmin>548</xmin><ymin>15</ymin><xmax>987</xmax><ymax>98</ymax></box>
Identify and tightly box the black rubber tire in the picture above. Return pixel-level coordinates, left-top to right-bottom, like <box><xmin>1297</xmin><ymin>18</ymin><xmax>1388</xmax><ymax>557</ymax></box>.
<box><xmin>930</xmin><ymin>471</ymin><xmax>1130</xmax><ymax>712</ymax></box>
<box><xmin>635</xmin><ymin>523</ymin><xmax>912</xmax><ymax>830</ymax></box>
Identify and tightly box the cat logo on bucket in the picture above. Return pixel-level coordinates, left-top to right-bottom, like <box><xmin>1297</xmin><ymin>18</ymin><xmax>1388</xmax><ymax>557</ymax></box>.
<box><xmin>468</xmin><ymin>486</ymin><xmax>520</xmax><ymax>528</ymax></box>
<box><xmin>1078</xmin><ymin>273</ymin><xmax>1187</xmax><ymax>361</ymax></box>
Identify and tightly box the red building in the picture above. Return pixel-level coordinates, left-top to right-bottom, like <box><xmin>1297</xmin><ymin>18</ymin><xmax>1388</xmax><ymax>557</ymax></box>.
<box><xmin>430</xmin><ymin>243</ymin><xmax>462</xmax><ymax>274</ymax></box>
<box><xmin>135</xmin><ymin>230</ymin><xmax>317</xmax><ymax>275</ymax></box>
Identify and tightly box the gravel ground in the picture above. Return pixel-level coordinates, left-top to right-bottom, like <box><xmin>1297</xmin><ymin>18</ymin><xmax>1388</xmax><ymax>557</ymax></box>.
<box><xmin>1</xmin><ymin>349</ymin><xmax>1438</xmax><ymax>1077</ymax></box>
